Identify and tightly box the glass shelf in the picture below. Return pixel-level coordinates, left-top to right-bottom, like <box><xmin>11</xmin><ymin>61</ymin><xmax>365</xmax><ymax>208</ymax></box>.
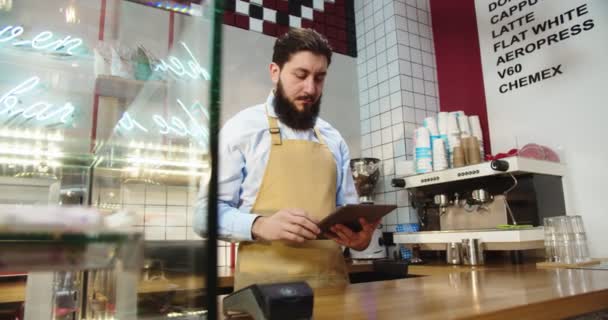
<box><xmin>0</xmin><ymin>229</ymin><xmax>143</xmax><ymax>271</ymax></box>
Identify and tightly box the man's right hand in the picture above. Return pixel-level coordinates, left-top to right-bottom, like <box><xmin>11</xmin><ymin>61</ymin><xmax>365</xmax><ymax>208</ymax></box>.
<box><xmin>251</xmin><ymin>209</ymin><xmax>320</xmax><ymax>243</ymax></box>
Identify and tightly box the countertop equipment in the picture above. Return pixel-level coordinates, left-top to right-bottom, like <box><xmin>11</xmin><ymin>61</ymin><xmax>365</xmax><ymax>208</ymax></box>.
<box><xmin>390</xmin><ymin>157</ymin><xmax>567</xmax><ymax>261</ymax></box>
<box><xmin>349</xmin><ymin>158</ymin><xmax>387</xmax><ymax>260</ymax></box>
<box><xmin>223</xmin><ymin>282</ymin><xmax>313</xmax><ymax>320</ymax></box>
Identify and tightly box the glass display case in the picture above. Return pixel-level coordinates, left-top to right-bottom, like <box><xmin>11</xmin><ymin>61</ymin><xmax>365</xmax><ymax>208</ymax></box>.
<box><xmin>0</xmin><ymin>0</ymin><xmax>220</xmax><ymax>319</ymax></box>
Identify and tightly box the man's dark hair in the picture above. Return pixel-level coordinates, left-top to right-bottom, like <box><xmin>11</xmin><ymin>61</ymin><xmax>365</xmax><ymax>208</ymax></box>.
<box><xmin>272</xmin><ymin>28</ymin><xmax>333</xmax><ymax>68</ymax></box>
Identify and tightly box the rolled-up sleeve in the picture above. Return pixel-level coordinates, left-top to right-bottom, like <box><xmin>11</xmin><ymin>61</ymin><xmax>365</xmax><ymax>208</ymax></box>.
<box><xmin>194</xmin><ymin>129</ymin><xmax>259</xmax><ymax>242</ymax></box>
<box><xmin>336</xmin><ymin>139</ymin><xmax>359</xmax><ymax>206</ymax></box>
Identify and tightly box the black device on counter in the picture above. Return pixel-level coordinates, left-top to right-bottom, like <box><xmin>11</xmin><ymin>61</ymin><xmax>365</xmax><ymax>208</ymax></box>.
<box><xmin>223</xmin><ymin>281</ymin><xmax>313</xmax><ymax>320</ymax></box>
<box><xmin>348</xmin><ymin>259</ymin><xmax>411</xmax><ymax>284</ymax></box>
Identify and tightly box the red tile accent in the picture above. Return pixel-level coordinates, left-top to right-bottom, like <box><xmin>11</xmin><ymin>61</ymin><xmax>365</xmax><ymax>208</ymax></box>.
<box><xmin>215</xmin><ymin>0</ymin><xmax>354</xmax><ymax>57</ymax></box>
<box><xmin>313</xmin><ymin>10</ymin><xmax>324</xmax><ymax>22</ymax></box>
<box><xmin>336</xmin><ymin>5</ymin><xmax>345</xmax><ymax>18</ymax></box>
<box><xmin>327</xmin><ymin>15</ymin><xmax>339</xmax><ymax>27</ymax></box>
<box><xmin>263</xmin><ymin>21</ymin><xmax>278</xmax><ymax>36</ymax></box>
<box><xmin>277</xmin><ymin>25</ymin><xmax>290</xmax><ymax>37</ymax></box>
<box><xmin>337</xmin><ymin>29</ymin><xmax>346</xmax><ymax>41</ymax></box>
<box><xmin>326</xmin><ymin>26</ymin><xmax>338</xmax><ymax>39</ymax></box>
<box><xmin>334</xmin><ymin>17</ymin><xmax>345</xmax><ymax>29</ymax></box>
<box><xmin>223</xmin><ymin>12</ymin><xmax>236</xmax><ymax>26</ymax></box>
<box><xmin>312</xmin><ymin>23</ymin><xmax>325</xmax><ymax>34</ymax></box>
<box><xmin>235</xmin><ymin>14</ymin><xmax>250</xmax><ymax>29</ymax></box>
<box><xmin>98</xmin><ymin>0</ymin><xmax>106</xmax><ymax>40</ymax></box>
<box><xmin>263</xmin><ymin>0</ymin><xmax>277</xmax><ymax>9</ymax></box>
<box><xmin>430</xmin><ymin>0</ymin><xmax>491</xmax><ymax>152</ymax></box>
<box><xmin>302</xmin><ymin>19</ymin><xmax>313</xmax><ymax>29</ymax></box>
<box><xmin>276</xmin><ymin>0</ymin><xmax>288</xmax><ymax>12</ymax></box>
<box><xmin>334</xmin><ymin>41</ymin><xmax>347</xmax><ymax>53</ymax></box>
<box><xmin>327</xmin><ymin>37</ymin><xmax>337</xmax><ymax>48</ymax></box>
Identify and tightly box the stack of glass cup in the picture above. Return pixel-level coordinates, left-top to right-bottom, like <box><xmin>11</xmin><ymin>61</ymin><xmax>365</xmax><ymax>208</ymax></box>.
<box><xmin>544</xmin><ymin>216</ymin><xmax>590</xmax><ymax>264</ymax></box>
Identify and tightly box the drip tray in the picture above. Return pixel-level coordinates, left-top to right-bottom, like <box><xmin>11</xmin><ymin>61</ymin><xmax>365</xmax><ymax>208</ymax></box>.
<box><xmin>349</xmin><ymin>259</ymin><xmax>423</xmax><ymax>284</ymax></box>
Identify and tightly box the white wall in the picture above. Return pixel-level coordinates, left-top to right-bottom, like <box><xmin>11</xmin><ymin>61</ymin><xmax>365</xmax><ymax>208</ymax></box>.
<box><xmin>474</xmin><ymin>0</ymin><xmax>608</xmax><ymax>256</ymax></box>
<box><xmin>220</xmin><ymin>25</ymin><xmax>361</xmax><ymax>156</ymax></box>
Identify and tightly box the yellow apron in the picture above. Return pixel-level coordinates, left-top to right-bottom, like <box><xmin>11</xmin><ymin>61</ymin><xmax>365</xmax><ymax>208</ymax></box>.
<box><xmin>234</xmin><ymin>114</ymin><xmax>348</xmax><ymax>290</ymax></box>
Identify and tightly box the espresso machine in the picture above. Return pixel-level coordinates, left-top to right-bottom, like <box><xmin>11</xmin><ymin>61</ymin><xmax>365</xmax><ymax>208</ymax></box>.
<box><xmin>349</xmin><ymin>158</ymin><xmax>386</xmax><ymax>259</ymax></box>
<box><xmin>389</xmin><ymin>157</ymin><xmax>568</xmax><ymax>264</ymax></box>
<box><xmin>391</xmin><ymin>157</ymin><xmax>567</xmax><ymax>232</ymax></box>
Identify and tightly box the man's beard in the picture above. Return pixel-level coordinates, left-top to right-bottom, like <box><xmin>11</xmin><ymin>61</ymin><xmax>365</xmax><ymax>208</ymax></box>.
<box><xmin>273</xmin><ymin>81</ymin><xmax>321</xmax><ymax>131</ymax></box>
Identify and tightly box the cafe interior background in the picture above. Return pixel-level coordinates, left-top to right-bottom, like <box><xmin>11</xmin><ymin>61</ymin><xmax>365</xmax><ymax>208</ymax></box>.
<box><xmin>0</xmin><ymin>0</ymin><xmax>607</xmax><ymax>318</ymax></box>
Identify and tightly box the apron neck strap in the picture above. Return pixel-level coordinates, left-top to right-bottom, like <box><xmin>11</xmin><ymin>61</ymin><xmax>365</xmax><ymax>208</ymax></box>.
<box><xmin>267</xmin><ymin>116</ymin><xmax>282</xmax><ymax>145</ymax></box>
<box><xmin>265</xmin><ymin>106</ymin><xmax>325</xmax><ymax>146</ymax></box>
<box><xmin>313</xmin><ymin>127</ymin><xmax>326</xmax><ymax>145</ymax></box>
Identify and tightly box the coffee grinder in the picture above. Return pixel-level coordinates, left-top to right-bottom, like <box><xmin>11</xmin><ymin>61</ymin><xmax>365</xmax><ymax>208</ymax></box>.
<box><xmin>348</xmin><ymin>158</ymin><xmax>387</xmax><ymax>259</ymax></box>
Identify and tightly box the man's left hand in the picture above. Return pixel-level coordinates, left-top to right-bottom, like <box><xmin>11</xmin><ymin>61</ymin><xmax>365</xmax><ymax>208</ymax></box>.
<box><xmin>325</xmin><ymin>218</ymin><xmax>381</xmax><ymax>251</ymax></box>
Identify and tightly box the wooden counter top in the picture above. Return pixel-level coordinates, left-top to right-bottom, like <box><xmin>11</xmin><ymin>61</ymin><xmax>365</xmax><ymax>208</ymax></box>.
<box><xmin>0</xmin><ymin>262</ymin><xmax>406</xmax><ymax>301</ymax></box>
<box><xmin>309</xmin><ymin>264</ymin><xmax>608</xmax><ymax>320</ymax></box>
<box><xmin>3</xmin><ymin>263</ymin><xmax>608</xmax><ymax>319</ymax></box>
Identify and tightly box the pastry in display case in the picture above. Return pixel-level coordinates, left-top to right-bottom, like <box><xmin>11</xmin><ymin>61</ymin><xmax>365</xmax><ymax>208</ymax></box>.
<box><xmin>0</xmin><ymin>0</ymin><xmax>220</xmax><ymax>319</ymax></box>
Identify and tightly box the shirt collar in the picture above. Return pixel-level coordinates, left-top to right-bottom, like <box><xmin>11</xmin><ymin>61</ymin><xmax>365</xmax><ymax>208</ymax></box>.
<box><xmin>265</xmin><ymin>91</ymin><xmax>278</xmax><ymax>118</ymax></box>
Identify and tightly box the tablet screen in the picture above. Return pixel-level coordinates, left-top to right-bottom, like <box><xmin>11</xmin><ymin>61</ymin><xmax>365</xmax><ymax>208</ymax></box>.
<box><xmin>317</xmin><ymin>204</ymin><xmax>397</xmax><ymax>239</ymax></box>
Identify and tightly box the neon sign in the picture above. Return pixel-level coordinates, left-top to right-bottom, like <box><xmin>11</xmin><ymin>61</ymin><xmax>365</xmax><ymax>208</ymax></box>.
<box><xmin>0</xmin><ymin>25</ymin><xmax>83</xmax><ymax>55</ymax></box>
<box><xmin>0</xmin><ymin>76</ymin><xmax>75</xmax><ymax>125</ymax></box>
<box><xmin>154</xmin><ymin>42</ymin><xmax>210</xmax><ymax>81</ymax></box>
<box><xmin>0</xmin><ymin>0</ymin><xmax>13</xmax><ymax>12</ymax></box>
<box><xmin>117</xmin><ymin>98</ymin><xmax>209</xmax><ymax>143</ymax></box>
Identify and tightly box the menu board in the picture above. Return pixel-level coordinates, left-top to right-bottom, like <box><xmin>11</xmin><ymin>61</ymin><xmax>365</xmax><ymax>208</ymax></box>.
<box><xmin>476</xmin><ymin>0</ymin><xmax>599</xmax><ymax>95</ymax></box>
<box><xmin>474</xmin><ymin>0</ymin><xmax>608</xmax><ymax>256</ymax></box>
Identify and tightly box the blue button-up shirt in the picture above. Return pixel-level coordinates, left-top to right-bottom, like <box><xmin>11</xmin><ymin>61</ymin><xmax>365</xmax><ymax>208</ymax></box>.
<box><xmin>195</xmin><ymin>93</ymin><xmax>358</xmax><ymax>241</ymax></box>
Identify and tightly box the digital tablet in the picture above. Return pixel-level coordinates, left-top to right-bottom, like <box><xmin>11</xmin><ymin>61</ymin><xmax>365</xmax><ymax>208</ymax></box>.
<box><xmin>317</xmin><ymin>204</ymin><xmax>397</xmax><ymax>239</ymax></box>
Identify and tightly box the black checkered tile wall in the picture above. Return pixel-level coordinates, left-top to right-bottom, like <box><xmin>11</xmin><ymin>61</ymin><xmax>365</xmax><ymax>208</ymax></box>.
<box><xmin>223</xmin><ymin>0</ymin><xmax>357</xmax><ymax>57</ymax></box>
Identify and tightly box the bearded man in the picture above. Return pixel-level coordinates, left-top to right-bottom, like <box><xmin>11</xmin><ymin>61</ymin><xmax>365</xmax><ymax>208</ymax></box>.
<box><xmin>196</xmin><ymin>28</ymin><xmax>379</xmax><ymax>290</ymax></box>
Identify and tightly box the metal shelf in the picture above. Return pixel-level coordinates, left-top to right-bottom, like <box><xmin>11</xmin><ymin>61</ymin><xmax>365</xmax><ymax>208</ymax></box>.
<box><xmin>399</xmin><ymin>157</ymin><xmax>566</xmax><ymax>189</ymax></box>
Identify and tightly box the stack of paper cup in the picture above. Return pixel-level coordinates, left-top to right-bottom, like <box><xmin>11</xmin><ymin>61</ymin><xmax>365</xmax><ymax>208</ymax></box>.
<box><xmin>423</xmin><ymin>117</ymin><xmax>439</xmax><ymax>136</ymax></box>
<box><xmin>414</xmin><ymin>127</ymin><xmax>433</xmax><ymax>174</ymax></box>
<box><xmin>447</xmin><ymin>113</ymin><xmax>461</xmax><ymax>167</ymax></box>
<box><xmin>453</xmin><ymin>145</ymin><xmax>466</xmax><ymax>167</ymax></box>
<box><xmin>469</xmin><ymin>115</ymin><xmax>484</xmax><ymax>160</ymax></box>
<box><xmin>437</xmin><ymin>112</ymin><xmax>449</xmax><ymax>157</ymax></box>
<box><xmin>451</xmin><ymin>110</ymin><xmax>466</xmax><ymax>118</ymax></box>
<box><xmin>457</xmin><ymin>115</ymin><xmax>471</xmax><ymax>138</ymax></box>
<box><xmin>462</xmin><ymin>137</ymin><xmax>481</xmax><ymax>165</ymax></box>
<box><xmin>437</xmin><ymin>112</ymin><xmax>449</xmax><ymax>135</ymax></box>
<box><xmin>423</xmin><ymin>117</ymin><xmax>440</xmax><ymax>148</ymax></box>
<box><xmin>432</xmin><ymin>138</ymin><xmax>448</xmax><ymax>171</ymax></box>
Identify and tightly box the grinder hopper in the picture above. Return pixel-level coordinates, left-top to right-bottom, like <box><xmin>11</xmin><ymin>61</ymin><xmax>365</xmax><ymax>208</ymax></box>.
<box><xmin>350</xmin><ymin>158</ymin><xmax>381</xmax><ymax>204</ymax></box>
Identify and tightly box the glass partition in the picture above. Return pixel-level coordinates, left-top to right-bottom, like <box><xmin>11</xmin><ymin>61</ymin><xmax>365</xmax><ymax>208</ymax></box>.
<box><xmin>0</xmin><ymin>0</ymin><xmax>220</xmax><ymax>319</ymax></box>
